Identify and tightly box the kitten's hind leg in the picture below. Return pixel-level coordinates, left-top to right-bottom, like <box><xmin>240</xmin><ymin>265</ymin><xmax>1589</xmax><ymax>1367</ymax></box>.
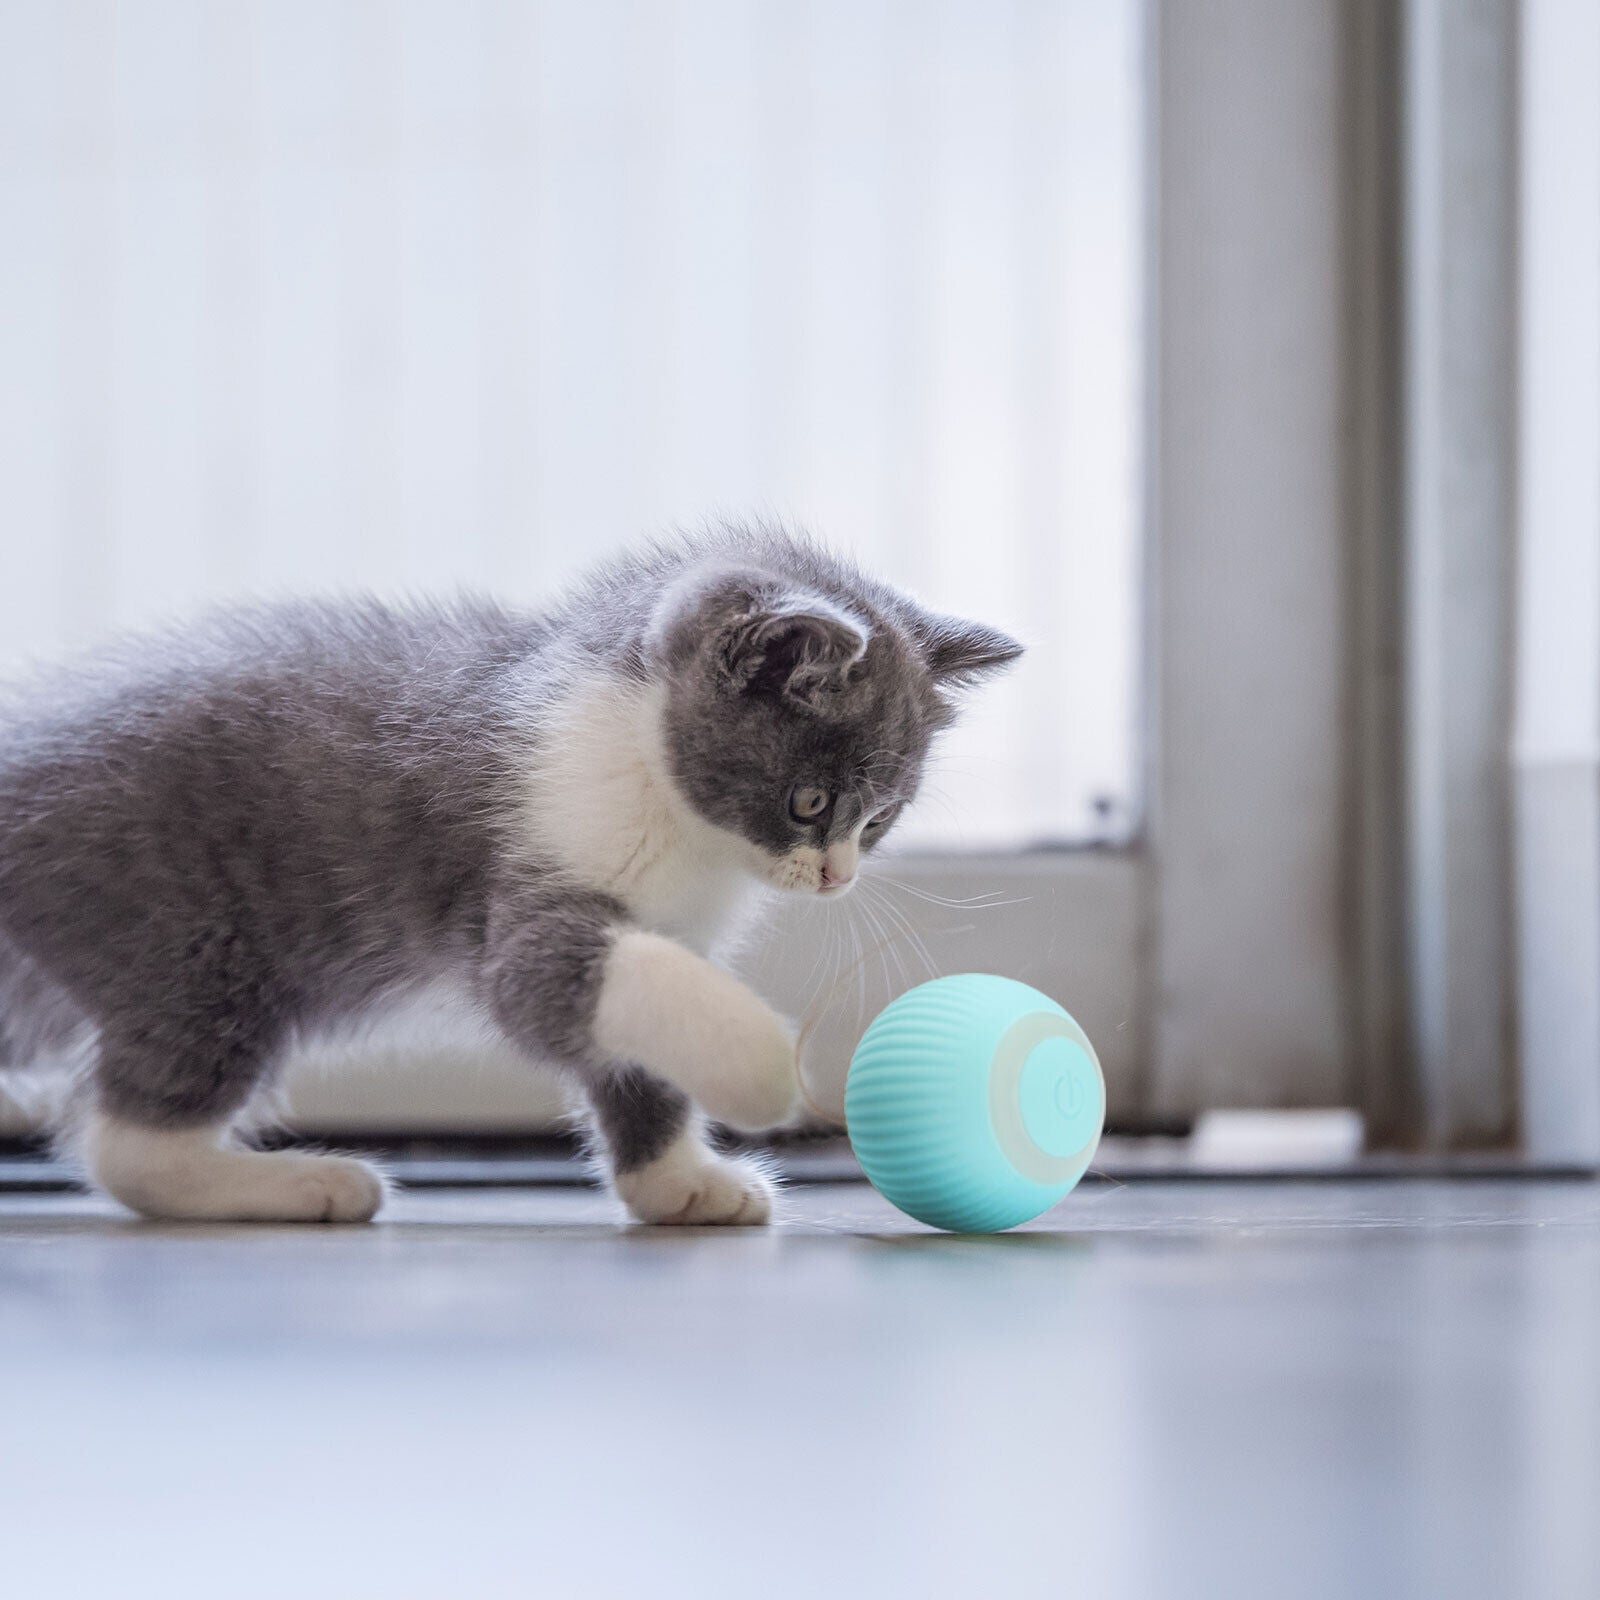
<box><xmin>75</xmin><ymin>968</ymin><xmax>385</xmax><ymax>1222</ymax></box>
<box><xmin>85</xmin><ymin>1115</ymin><xmax>387</xmax><ymax>1224</ymax></box>
<box><xmin>588</xmin><ymin>1067</ymin><xmax>776</xmax><ymax>1226</ymax></box>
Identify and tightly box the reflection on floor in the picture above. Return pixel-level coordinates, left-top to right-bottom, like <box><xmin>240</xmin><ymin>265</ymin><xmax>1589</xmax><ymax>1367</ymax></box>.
<box><xmin>2</xmin><ymin>1177</ymin><xmax>1597</xmax><ymax>1599</ymax></box>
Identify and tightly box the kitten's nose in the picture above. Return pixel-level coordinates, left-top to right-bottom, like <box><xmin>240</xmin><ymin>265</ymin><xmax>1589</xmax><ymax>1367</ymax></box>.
<box><xmin>819</xmin><ymin>861</ymin><xmax>855</xmax><ymax>893</ymax></box>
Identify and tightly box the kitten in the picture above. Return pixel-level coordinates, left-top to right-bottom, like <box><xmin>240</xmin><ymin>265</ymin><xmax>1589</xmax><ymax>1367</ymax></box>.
<box><xmin>0</xmin><ymin>524</ymin><xmax>1020</xmax><ymax>1225</ymax></box>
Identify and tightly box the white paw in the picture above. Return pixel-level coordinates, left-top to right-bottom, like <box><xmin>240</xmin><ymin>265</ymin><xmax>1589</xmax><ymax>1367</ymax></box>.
<box><xmin>276</xmin><ymin>1152</ymin><xmax>388</xmax><ymax>1223</ymax></box>
<box><xmin>87</xmin><ymin>1117</ymin><xmax>388</xmax><ymax>1224</ymax></box>
<box><xmin>694</xmin><ymin>1001</ymin><xmax>800</xmax><ymax>1132</ymax></box>
<box><xmin>614</xmin><ymin>1137</ymin><xmax>776</xmax><ymax>1226</ymax></box>
<box><xmin>594</xmin><ymin>931</ymin><xmax>800</xmax><ymax>1131</ymax></box>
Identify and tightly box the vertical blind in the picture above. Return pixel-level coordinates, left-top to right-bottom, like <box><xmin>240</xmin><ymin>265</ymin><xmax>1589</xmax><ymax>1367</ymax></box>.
<box><xmin>0</xmin><ymin>0</ymin><xmax>1142</xmax><ymax>846</ymax></box>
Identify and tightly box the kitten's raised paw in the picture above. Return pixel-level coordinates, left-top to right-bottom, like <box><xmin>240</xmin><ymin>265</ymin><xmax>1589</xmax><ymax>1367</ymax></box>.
<box><xmin>614</xmin><ymin>1137</ymin><xmax>775</xmax><ymax>1226</ymax></box>
<box><xmin>593</xmin><ymin>931</ymin><xmax>800</xmax><ymax>1132</ymax></box>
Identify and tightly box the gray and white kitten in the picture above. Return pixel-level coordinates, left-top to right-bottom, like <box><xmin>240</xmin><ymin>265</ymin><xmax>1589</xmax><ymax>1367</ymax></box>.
<box><xmin>0</xmin><ymin>525</ymin><xmax>1020</xmax><ymax>1225</ymax></box>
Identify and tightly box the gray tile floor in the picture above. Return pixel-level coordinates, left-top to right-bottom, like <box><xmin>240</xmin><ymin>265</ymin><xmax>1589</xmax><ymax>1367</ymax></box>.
<box><xmin>2</xmin><ymin>1176</ymin><xmax>1598</xmax><ymax>1600</ymax></box>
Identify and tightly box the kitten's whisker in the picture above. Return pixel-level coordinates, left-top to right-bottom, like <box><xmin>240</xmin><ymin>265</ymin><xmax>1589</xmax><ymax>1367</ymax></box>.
<box><xmin>860</xmin><ymin>878</ymin><xmax>940</xmax><ymax>985</ymax></box>
<box><xmin>798</xmin><ymin>901</ymin><xmax>845</xmax><ymax>1034</ymax></box>
<box><xmin>876</xmin><ymin>889</ymin><xmax>915</xmax><ymax>985</ymax></box>
<box><xmin>797</xmin><ymin>900</ymin><xmax>832</xmax><ymax>998</ymax></box>
<box><xmin>844</xmin><ymin>896</ymin><xmax>896</xmax><ymax>1004</ymax></box>
<box><xmin>910</xmin><ymin>787</ymin><xmax>971</xmax><ymax>836</ymax></box>
<box><xmin>854</xmin><ymin>887</ymin><xmax>903</xmax><ymax>1001</ymax></box>
<box><xmin>816</xmin><ymin>906</ymin><xmax>850</xmax><ymax>1029</ymax></box>
<box><xmin>874</xmin><ymin>881</ymin><xmax>941</xmax><ymax>986</ymax></box>
<box><xmin>856</xmin><ymin>879</ymin><xmax>911</xmax><ymax>991</ymax></box>
<box><xmin>870</xmin><ymin>873</ymin><xmax>1029</xmax><ymax>911</ymax></box>
<box><xmin>846</xmin><ymin>902</ymin><xmax>870</xmax><ymax>1033</ymax></box>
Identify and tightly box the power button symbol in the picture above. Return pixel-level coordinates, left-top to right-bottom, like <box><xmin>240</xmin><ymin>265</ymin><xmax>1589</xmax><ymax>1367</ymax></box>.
<box><xmin>1054</xmin><ymin>1072</ymin><xmax>1086</xmax><ymax>1121</ymax></box>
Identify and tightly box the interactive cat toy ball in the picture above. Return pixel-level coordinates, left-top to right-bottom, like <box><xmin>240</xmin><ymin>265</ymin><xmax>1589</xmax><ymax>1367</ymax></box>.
<box><xmin>845</xmin><ymin>974</ymin><xmax>1106</xmax><ymax>1232</ymax></box>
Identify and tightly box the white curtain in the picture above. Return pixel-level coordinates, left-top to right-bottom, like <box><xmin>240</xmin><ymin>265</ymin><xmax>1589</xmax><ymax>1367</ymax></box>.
<box><xmin>0</xmin><ymin>0</ymin><xmax>1142</xmax><ymax>846</ymax></box>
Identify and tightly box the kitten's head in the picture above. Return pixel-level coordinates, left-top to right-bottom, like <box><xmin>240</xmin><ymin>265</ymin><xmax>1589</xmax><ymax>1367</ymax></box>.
<box><xmin>646</xmin><ymin>561</ymin><xmax>1022</xmax><ymax>895</ymax></box>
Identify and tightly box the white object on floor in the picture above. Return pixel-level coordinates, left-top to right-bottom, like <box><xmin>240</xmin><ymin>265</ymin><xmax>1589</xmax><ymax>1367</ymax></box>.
<box><xmin>1190</xmin><ymin>1109</ymin><xmax>1366</xmax><ymax>1170</ymax></box>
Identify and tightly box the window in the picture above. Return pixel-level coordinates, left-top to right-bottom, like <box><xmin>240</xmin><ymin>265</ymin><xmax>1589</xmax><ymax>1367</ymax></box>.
<box><xmin>0</xmin><ymin>0</ymin><xmax>1144</xmax><ymax>849</ymax></box>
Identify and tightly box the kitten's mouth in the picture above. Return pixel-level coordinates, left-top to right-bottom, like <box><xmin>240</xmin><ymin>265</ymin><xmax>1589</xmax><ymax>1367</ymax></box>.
<box><xmin>770</xmin><ymin>846</ymin><xmax>858</xmax><ymax>896</ymax></box>
<box><xmin>768</xmin><ymin>841</ymin><xmax>858</xmax><ymax>895</ymax></box>
<box><xmin>770</xmin><ymin>854</ymin><xmax>834</xmax><ymax>895</ymax></box>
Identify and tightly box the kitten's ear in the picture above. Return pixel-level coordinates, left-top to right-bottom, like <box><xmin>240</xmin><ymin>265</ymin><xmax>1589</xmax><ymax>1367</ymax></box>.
<box><xmin>647</xmin><ymin>565</ymin><xmax>869</xmax><ymax>705</ymax></box>
<box><xmin>916</xmin><ymin>613</ymin><xmax>1025</xmax><ymax>686</ymax></box>
<box><xmin>721</xmin><ymin>597</ymin><xmax>869</xmax><ymax>704</ymax></box>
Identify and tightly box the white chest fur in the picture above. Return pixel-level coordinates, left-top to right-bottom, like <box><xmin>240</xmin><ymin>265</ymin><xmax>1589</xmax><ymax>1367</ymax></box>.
<box><xmin>515</xmin><ymin>674</ymin><xmax>767</xmax><ymax>954</ymax></box>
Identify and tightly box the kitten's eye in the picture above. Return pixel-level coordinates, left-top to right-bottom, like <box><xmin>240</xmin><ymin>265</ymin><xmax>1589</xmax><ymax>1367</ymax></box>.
<box><xmin>864</xmin><ymin>804</ymin><xmax>898</xmax><ymax>833</ymax></box>
<box><xmin>789</xmin><ymin>784</ymin><xmax>832</xmax><ymax>823</ymax></box>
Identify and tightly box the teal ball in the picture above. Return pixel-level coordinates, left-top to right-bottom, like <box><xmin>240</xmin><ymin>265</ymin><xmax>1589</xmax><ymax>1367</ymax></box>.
<box><xmin>845</xmin><ymin>974</ymin><xmax>1106</xmax><ymax>1232</ymax></box>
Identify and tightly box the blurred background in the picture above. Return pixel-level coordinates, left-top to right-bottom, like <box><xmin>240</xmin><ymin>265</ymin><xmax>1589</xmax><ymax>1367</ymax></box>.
<box><xmin>0</xmin><ymin>0</ymin><xmax>1141</xmax><ymax>848</ymax></box>
<box><xmin>2</xmin><ymin>0</ymin><xmax>1597</xmax><ymax>1170</ymax></box>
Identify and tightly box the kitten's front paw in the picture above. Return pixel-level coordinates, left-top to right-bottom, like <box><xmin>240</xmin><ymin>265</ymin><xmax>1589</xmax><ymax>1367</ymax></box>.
<box><xmin>697</xmin><ymin>1003</ymin><xmax>800</xmax><ymax>1132</ymax></box>
<box><xmin>594</xmin><ymin>931</ymin><xmax>800</xmax><ymax>1131</ymax></box>
<box><xmin>615</xmin><ymin>1137</ymin><xmax>776</xmax><ymax>1226</ymax></box>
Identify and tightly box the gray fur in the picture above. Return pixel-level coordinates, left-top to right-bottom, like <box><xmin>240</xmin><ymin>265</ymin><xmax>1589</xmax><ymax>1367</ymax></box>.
<box><xmin>481</xmin><ymin>881</ymin><xmax>628</xmax><ymax>1063</ymax></box>
<box><xmin>0</xmin><ymin>522</ymin><xmax>1020</xmax><ymax>1187</ymax></box>
<box><xmin>586</xmin><ymin>1068</ymin><xmax>693</xmax><ymax>1175</ymax></box>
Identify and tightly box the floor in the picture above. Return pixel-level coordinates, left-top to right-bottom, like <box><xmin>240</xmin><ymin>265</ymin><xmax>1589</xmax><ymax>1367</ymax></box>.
<box><xmin>2</xmin><ymin>1177</ymin><xmax>1598</xmax><ymax>1600</ymax></box>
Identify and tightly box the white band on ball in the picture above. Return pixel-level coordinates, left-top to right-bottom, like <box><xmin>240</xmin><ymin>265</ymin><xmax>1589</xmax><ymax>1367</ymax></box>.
<box><xmin>987</xmin><ymin>1010</ymin><xmax>1103</xmax><ymax>1184</ymax></box>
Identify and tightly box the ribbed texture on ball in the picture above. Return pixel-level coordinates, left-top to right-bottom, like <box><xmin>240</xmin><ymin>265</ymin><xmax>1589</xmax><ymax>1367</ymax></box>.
<box><xmin>846</xmin><ymin>974</ymin><xmax>1104</xmax><ymax>1232</ymax></box>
